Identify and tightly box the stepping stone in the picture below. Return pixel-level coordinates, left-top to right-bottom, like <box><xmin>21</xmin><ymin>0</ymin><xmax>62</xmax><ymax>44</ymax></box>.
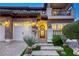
<box><xmin>31</xmin><ymin>50</ymin><xmax>59</xmax><ymax>56</ymax></box>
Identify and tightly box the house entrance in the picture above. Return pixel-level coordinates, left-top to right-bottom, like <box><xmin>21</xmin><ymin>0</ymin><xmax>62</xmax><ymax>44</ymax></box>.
<box><xmin>37</xmin><ymin>20</ymin><xmax>47</xmax><ymax>42</ymax></box>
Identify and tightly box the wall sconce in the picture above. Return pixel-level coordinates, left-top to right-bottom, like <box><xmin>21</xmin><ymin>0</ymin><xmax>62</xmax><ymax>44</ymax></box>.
<box><xmin>31</xmin><ymin>22</ymin><xmax>36</xmax><ymax>27</ymax></box>
<box><xmin>4</xmin><ymin>20</ymin><xmax>10</xmax><ymax>27</ymax></box>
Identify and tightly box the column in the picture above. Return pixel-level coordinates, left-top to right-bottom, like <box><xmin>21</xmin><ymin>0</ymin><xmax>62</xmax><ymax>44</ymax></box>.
<box><xmin>46</xmin><ymin>3</ymin><xmax>52</xmax><ymax>16</ymax></box>
<box><xmin>5</xmin><ymin>17</ymin><xmax>13</xmax><ymax>39</ymax></box>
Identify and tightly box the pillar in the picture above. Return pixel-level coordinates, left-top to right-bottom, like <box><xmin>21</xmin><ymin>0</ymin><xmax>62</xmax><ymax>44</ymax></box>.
<box><xmin>46</xmin><ymin>3</ymin><xmax>52</xmax><ymax>16</ymax></box>
<box><xmin>5</xmin><ymin>17</ymin><xmax>13</xmax><ymax>39</ymax></box>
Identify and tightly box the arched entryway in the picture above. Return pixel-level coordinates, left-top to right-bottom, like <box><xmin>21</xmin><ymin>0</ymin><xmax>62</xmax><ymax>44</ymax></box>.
<box><xmin>37</xmin><ymin>20</ymin><xmax>47</xmax><ymax>42</ymax></box>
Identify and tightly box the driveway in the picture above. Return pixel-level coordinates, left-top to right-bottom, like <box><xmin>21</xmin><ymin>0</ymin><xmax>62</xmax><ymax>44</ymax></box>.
<box><xmin>0</xmin><ymin>41</ymin><xmax>26</xmax><ymax>56</ymax></box>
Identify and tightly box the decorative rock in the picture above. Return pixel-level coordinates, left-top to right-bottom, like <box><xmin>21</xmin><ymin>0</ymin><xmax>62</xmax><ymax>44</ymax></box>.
<box><xmin>66</xmin><ymin>39</ymin><xmax>79</xmax><ymax>49</ymax></box>
<box><xmin>73</xmin><ymin>48</ymin><xmax>79</xmax><ymax>55</ymax></box>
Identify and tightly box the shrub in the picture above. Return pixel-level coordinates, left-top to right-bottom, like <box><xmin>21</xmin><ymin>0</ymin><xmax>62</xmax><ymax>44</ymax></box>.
<box><xmin>61</xmin><ymin>35</ymin><xmax>67</xmax><ymax>44</ymax></box>
<box><xmin>52</xmin><ymin>35</ymin><xmax>63</xmax><ymax>46</ymax></box>
<box><xmin>62</xmin><ymin>22</ymin><xmax>79</xmax><ymax>39</ymax></box>
<box><xmin>57</xmin><ymin>45</ymin><xmax>74</xmax><ymax>56</ymax></box>
<box><xmin>63</xmin><ymin>45</ymin><xmax>74</xmax><ymax>56</ymax></box>
<box><xmin>32</xmin><ymin>45</ymin><xmax>41</xmax><ymax>51</ymax></box>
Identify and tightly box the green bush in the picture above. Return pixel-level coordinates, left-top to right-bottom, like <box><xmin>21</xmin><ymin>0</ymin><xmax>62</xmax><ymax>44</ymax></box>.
<box><xmin>63</xmin><ymin>45</ymin><xmax>74</xmax><ymax>56</ymax></box>
<box><xmin>61</xmin><ymin>35</ymin><xmax>67</xmax><ymax>44</ymax></box>
<box><xmin>32</xmin><ymin>45</ymin><xmax>41</xmax><ymax>51</ymax></box>
<box><xmin>57</xmin><ymin>45</ymin><xmax>74</xmax><ymax>56</ymax></box>
<box><xmin>52</xmin><ymin>35</ymin><xmax>63</xmax><ymax>46</ymax></box>
<box><xmin>62</xmin><ymin>22</ymin><xmax>79</xmax><ymax>39</ymax></box>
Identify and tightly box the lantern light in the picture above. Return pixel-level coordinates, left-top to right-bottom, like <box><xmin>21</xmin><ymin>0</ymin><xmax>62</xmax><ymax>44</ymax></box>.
<box><xmin>4</xmin><ymin>20</ymin><xmax>10</xmax><ymax>27</ymax></box>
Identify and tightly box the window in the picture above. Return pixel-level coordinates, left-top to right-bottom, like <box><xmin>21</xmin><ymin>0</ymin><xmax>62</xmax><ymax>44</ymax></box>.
<box><xmin>53</xmin><ymin>30</ymin><xmax>62</xmax><ymax>35</ymax></box>
<box><xmin>52</xmin><ymin>24</ymin><xmax>56</xmax><ymax>30</ymax></box>
<box><xmin>58</xmin><ymin>24</ymin><xmax>63</xmax><ymax>30</ymax></box>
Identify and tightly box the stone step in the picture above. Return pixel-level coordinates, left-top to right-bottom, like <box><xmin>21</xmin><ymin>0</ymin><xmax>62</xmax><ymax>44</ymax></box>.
<box><xmin>41</xmin><ymin>46</ymin><xmax>64</xmax><ymax>51</ymax></box>
<box><xmin>31</xmin><ymin>50</ymin><xmax>59</xmax><ymax>56</ymax></box>
<box><xmin>36</xmin><ymin>43</ymin><xmax>53</xmax><ymax>46</ymax></box>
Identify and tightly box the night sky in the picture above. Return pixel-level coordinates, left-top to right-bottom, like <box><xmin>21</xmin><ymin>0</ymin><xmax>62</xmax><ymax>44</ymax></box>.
<box><xmin>0</xmin><ymin>3</ymin><xmax>79</xmax><ymax>21</ymax></box>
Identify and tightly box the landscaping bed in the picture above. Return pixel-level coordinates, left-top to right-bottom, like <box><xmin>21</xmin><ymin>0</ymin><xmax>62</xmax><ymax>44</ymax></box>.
<box><xmin>57</xmin><ymin>45</ymin><xmax>74</xmax><ymax>56</ymax></box>
<box><xmin>52</xmin><ymin>35</ymin><xmax>75</xmax><ymax>56</ymax></box>
<box><xmin>20</xmin><ymin>45</ymin><xmax>41</xmax><ymax>56</ymax></box>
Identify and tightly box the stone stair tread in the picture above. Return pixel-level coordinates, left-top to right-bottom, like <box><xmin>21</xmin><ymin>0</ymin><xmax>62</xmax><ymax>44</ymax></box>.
<box><xmin>31</xmin><ymin>50</ymin><xmax>59</xmax><ymax>56</ymax></box>
<box><xmin>36</xmin><ymin>43</ymin><xmax>53</xmax><ymax>46</ymax></box>
<box><xmin>41</xmin><ymin>46</ymin><xmax>63</xmax><ymax>51</ymax></box>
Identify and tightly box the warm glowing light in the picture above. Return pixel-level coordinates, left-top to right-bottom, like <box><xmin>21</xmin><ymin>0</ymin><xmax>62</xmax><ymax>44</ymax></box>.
<box><xmin>4</xmin><ymin>20</ymin><xmax>10</xmax><ymax>27</ymax></box>
<box><xmin>37</xmin><ymin>20</ymin><xmax>47</xmax><ymax>30</ymax></box>
<box><xmin>24</xmin><ymin>22</ymin><xmax>31</xmax><ymax>26</ymax></box>
<box><xmin>14</xmin><ymin>23</ymin><xmax>18</xmax><ymax>26</ymax></box>
<box><xmin>58</xmin><ymin>24</ymin><xmax>63</xmax><ymax>30</ymax></box>
<box><xmin>14</xmin><ymin>22</ymin><xmax>32</xmax><ymax>26</ymax></box>
<box><xmin>31</xmin><ymin>22</ymin><xmax>36</xmax><ymax>26</ymax></box>
<box><xmin>52</xmin><ymin>24</ymin><xmax>63</xmax><ymax>30</ymax></box>
<box><xmin>52</xmin><ymin>24</ymin><xmax>56</xmax><ymax>30</ymax></box>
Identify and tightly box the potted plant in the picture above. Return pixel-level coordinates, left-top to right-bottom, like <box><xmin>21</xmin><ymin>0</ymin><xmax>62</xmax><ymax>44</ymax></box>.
<box><xmin>23</xmin><ymin>36</ymin><xmax>36</xmax><ymax>54</ymax></box>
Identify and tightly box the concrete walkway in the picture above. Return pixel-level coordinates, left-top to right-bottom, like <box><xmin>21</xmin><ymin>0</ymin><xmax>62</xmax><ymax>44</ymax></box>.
<box><xmin>32</xmin><ymin>50</ymin><xmax>59</xmax><ymax>56</ymax></box>
<box><xmin>0</xmin><ymin>41</ymin><xmax>62</xmax><ymax>56</ymax></box>
<box><xmin>31</xmin><ymin>43</ymin><xmax>61</xmax><ymax>56</ymax></box>
<box><xmin>0</xmin><ymin>41</ymin><xmax>26</xmax><ymax>56</ymax></box>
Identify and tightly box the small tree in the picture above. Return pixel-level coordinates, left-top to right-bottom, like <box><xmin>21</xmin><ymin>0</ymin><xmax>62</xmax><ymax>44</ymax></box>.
<box><xmin>62</xmin><ymin>22</ymin><xmax>79</xmax><ymax>40</ymax></box>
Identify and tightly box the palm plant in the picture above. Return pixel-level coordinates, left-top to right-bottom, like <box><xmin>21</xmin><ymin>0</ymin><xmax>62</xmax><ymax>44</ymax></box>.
<box><xmin>23</xmin><ymin>36</ymin><xmax>36</xmax><ymax>54</ymax></box>
<box><xmin>23</xmin><ymin>36</ymin><xmax>36</xmax><ymax>47</ymax></box>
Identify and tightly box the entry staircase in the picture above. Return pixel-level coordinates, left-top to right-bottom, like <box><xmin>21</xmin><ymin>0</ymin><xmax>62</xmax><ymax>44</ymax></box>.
<box><xmin>31</xmin><ymin>43</ymin><xmax>63</xmax><ymax>56</ymax></box>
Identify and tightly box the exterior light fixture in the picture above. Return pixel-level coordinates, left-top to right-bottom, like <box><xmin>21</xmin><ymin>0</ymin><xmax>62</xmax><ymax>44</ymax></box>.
<box><xmin>42</xmin><ymin>11</ymin><xmax>45</xmax><ymax>14</ymax></box>
<box><xmin>4</xmin><ymin>20</ymin><xmax>10</xmax><ymax>27</ymax></box>
<box><xmin>31</xmin><ymin>22</ymin><xmax>36</xmax><ymax>27</ymax></box>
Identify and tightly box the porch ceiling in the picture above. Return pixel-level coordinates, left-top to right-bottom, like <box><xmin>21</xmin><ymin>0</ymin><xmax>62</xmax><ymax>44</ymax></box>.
<box><xmin>48</xmin><ymin>19</ymin><xmax>74</xmax><ymax>23</ymax></box>
<box><xmin>51</xmin><ymin>3</ymin><xmax>72</xmax><ymax>9</ymax></box>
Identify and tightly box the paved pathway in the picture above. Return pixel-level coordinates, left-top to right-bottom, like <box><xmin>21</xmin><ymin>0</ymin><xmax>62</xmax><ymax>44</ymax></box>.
<box><xmin>0</xmin><ymin>41</ymin><xmax>63</xmax><ymax>56</ymax></box>
<box><xmin>31</xmin><ymin>43</ymin><xmax>62</xmax><ymax>56</ymax></box>
<box><xmin>0</xmin><ymin>41</ymin><xmax>26</xmax><ymax>56</ymax></box>
<box><xmin>32</xmin><ymin>50</ymin><xmax>59</xmax><ymax>56</ymax></box>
